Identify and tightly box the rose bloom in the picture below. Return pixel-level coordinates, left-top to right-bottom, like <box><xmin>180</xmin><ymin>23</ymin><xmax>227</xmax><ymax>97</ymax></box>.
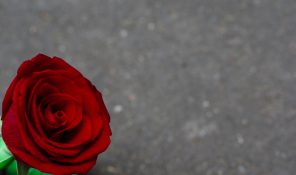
<box><xmin>1</xmin><ymin>54</ymin><xmax>111</xmax><ymax>175</ymax></box>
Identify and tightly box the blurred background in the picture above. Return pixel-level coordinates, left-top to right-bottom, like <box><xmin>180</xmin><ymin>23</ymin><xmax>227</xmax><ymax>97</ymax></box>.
<box><xmin>0</xmin><ymin>0</ymin><xmax>296</xmax><ymax>174</ymax></box>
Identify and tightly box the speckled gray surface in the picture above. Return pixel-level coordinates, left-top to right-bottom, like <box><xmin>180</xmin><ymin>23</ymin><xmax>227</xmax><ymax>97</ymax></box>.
<box><xmin>0</xmin><ymin>0</ymin><xmax>296</xmax><ymax>175</ymax></box>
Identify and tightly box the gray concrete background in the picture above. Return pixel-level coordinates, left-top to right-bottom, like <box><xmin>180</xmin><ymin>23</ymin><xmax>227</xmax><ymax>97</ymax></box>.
<box><xmin>0</xmin><ymin>0</ymin><xmax>296</xmax><ymax>174</ymax></box>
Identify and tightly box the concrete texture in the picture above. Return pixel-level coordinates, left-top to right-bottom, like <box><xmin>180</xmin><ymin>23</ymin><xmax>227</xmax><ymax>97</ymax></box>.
<box><xmin>0</xmin><ymin>0</ymin><xmax>296</xmax><ymax>174</ymax></box>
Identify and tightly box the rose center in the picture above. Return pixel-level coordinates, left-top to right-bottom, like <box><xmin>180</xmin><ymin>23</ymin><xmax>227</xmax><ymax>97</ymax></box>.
<box><xmin>54</xmin><ymin>111</ymin><xmax>66</xmax><ymax>123</ymax></box>
<box><xmin>43</xmin><ymin>104</ymin><xmax>67</xmax><ymax>126</ymax></box>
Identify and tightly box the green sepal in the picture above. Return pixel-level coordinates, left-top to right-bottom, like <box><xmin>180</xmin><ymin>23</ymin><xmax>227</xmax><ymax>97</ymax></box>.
<box><xmin>0</xmin><ymin>121</ymin><xmax>14</xmax><ymax>170</ymax></box>
<box><xmin>4</xmin><ymin>160</ymin><xmax>50</xmax><ymax>175</ymax></box>
<box><xmin>4</xmin><ymin>159</ymin><xmax>16</xmax><ymax>175</ymax></box>
<box><xmin>28</xmin><ymin>168</ymin><xmax>51</xmax><ymax>175</ymax></box>
<box><xmin>0</xmin><ymin>138</ymin><xmax>14</xmax><ymax>169</ymax></box>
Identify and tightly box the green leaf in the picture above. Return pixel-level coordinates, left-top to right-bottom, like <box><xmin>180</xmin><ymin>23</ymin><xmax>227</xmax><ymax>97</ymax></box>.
<box><xmin>4</xmin><ymin>159</ymin><xmax>17</xmax><ymax>175</ymax></box>
<box><xmin>0</xmin><ymin>141</ymin><xmax>14</xmax><ymax>169</ymax></box>
<box><xmin>0</xmin><ymin>122</ymin><xmax>14</xmax><ymax>169</ymax></box>
<box><xmin>16</xmin><ymin>160</ymin><xmax>29</xmax><ymax>175</ymax></box>
<box><xmin>4</xmin><ymin>160</ymin><xmax>50</xmax><ymax>175</ymax></box>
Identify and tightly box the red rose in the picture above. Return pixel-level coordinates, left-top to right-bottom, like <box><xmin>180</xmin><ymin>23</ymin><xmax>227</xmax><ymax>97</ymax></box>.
<box><xmin>1</xmin><ymin>54</ymin><xmax>112</xmax><ymax>175</ymax></box>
